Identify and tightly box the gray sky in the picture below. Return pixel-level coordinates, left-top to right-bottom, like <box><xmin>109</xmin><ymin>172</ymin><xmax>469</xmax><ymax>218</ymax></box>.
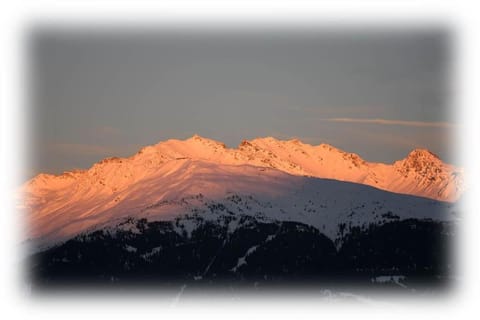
<box><xmin>29</xmin><ymin>28</ymin><xmax>455</xmax><ymax>176</ymax></box>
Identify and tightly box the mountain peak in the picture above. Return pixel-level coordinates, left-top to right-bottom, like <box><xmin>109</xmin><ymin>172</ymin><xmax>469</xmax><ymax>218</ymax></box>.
<box><xmin>249</xmin><ymin>136</ymin><xmax>281</xmax><ymax>144</ymax></box>
<box><xmin>394</xmin><ymin>148</ymin><xmax>446</xmax><ymax>180</ymax></box>
<box><xmin>186</xmin><ymin>134</ymin><xmax>227</xmax><ymax>148</ymax></box>
<box><xmin>189</xmin><ymin>133</ymin><xmax>204</xmax><ymax>141</ymax></box>
<box><xmin>238</xmin><ymin>137</ymin><xmax>277</xmax><ymax>148</ymax></box>
<box><xmin>405</xmin><ymin>148</ymin><xmax>440</xmax><ymax>161</ymax></box>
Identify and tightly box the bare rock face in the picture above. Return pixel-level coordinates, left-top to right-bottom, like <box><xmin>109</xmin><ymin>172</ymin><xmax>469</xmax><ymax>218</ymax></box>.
<box><xmin>396</xmin><ymin>149</ymin><xmax>442</xmax><ymax>176</ymax></box>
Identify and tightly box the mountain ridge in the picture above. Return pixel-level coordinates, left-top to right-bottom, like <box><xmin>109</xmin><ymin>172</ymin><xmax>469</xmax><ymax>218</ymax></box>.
<box><xmin>25</xmin><ymin>135</ymin><xmax>464</xmax><ymax>202</ymax></box>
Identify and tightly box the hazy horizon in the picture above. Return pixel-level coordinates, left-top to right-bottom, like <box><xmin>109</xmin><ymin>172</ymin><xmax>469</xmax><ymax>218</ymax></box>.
<box><xmin>29</xmin><ymin>28</ymin><xmax>456</xmax><ymax>176</ymax></box>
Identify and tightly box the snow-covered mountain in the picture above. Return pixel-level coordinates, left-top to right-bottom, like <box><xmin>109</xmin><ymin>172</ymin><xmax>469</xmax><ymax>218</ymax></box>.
<box><xmin>20</xmin><ymin>135</ymin><xmax>461</xmax><ymax>247</ymax></box>
<box><xmin>25</xmin><ymin>135</ymin><xmax>463</xmax><ymax>200</ymax></box>
<box><xmin>22</xmin><ymin>135</ymin><xmax>462</xmax><ymax>289</ymax></box>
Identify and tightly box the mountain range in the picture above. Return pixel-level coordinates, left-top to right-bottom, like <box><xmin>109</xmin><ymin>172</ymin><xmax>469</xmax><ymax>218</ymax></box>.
<box><xmin>21</xmin><ymin>135</ymin><xmax>463</xmax><ymax>289</ymax></box>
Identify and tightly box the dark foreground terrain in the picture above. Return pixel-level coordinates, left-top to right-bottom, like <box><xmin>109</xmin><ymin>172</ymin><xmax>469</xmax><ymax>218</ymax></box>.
<box><xmin>28</xmin><ymin>213</ymin><xmax>454</xmax><ymax>293</ymax></box>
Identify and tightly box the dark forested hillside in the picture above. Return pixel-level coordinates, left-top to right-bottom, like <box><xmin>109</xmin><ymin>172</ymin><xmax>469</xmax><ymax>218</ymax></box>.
<box><xmin>28</xmin><ymin>214</ymin><xmax>454</xmax><ymax>291</ymax></box>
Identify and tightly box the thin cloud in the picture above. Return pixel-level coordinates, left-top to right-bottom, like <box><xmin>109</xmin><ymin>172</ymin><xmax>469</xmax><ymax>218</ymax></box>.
<box><xmin>323</xmin><ymin>118</ymin><xmax>456</xmax><ymax>128</ymax></box>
